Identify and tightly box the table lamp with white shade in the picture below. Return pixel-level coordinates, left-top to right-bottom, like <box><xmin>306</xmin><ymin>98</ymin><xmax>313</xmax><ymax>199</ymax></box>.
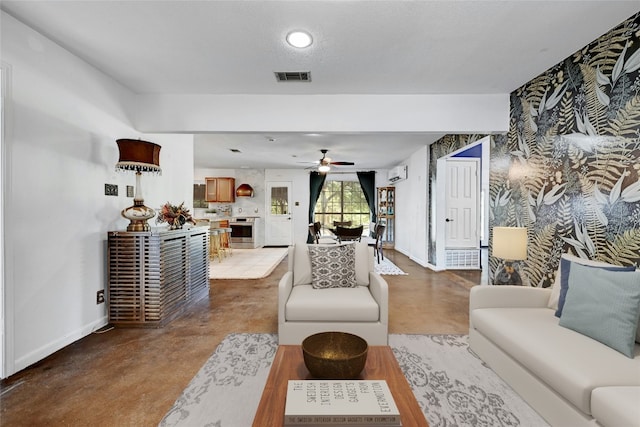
<box><xmin>492</xmin><ymin>226</ymin><xmax>528</xmax><ymax>285</ymax></box>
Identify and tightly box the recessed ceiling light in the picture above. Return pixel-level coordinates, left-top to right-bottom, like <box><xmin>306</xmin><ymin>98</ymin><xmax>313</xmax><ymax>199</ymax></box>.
<box><xmin>286</xmin><ymin>31</ymin><xmax>313</xmax><ymax>48</ymax></box>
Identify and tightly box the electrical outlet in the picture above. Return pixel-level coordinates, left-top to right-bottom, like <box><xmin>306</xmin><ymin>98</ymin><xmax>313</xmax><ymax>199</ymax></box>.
<box><xmin>105</xmin><ymin>183</ymin><xmax>118</xmax><ymax>196</ymax></box>
<box><xmin>96</xmin><ymin>290</ymin><xmax>105</xmax><ymax>304</ymax></box>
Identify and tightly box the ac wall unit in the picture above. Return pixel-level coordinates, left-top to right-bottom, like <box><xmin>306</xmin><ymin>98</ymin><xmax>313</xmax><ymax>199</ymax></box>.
<box><xmin>388</xmin><ymin>165</ymin><xmax>407</xmax><ymax>183</ymax></box>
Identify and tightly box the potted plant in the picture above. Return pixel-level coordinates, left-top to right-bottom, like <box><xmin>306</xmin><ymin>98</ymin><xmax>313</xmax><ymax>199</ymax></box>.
<box><xmin>156</xmin><ymin>202</ymin><xmax>196</xmax><ymax>230</ymax></box>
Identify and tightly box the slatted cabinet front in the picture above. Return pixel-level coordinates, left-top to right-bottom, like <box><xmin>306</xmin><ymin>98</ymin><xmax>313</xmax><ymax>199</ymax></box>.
<box><xmin>107</xmin><ymin>227</ymin><xmax>209</xmax><ymax>327</ymax></box>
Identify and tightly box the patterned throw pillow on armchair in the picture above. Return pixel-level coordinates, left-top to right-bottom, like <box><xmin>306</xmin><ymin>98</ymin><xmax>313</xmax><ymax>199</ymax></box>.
<box><xmin>308</xmin><ymin>244</ymin><xmax>357</xmax><ymax>289</ymax></box>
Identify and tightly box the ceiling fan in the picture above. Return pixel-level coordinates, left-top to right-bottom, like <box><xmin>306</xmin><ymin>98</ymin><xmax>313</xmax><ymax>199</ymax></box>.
<box><xmin>315</xmin><ymin>149</ymin><xmax>355</xmax><ymax>172</ymax></box>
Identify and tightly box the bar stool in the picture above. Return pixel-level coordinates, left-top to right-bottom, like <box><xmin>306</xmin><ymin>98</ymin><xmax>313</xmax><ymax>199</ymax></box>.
<box><xmin>209</xmin><ymin>228</ymin><xmax>222</xmax><ymax>262</ymax></box>
<box><xmin>218</xmin><ymin>220</ymin><xmax>232</xmax><ymax>257</ymax></box>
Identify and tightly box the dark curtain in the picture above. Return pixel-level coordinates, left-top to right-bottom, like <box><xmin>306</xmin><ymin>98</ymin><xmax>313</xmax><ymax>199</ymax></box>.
<box><xmin>308</xmin><ymin>172</ymin><xmax>327</xmax><ymax>243</ymax></box>
<box><xmin>357</xmin><ymin>171</ymin><xmax>377</xmax><ymax>223</ymax></box>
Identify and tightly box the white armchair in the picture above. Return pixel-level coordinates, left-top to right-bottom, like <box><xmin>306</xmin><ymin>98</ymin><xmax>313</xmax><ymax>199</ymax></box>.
<box><xmin>278</xmin><ymin>242</ymin><xmax>389</xmax><ymax>345</ymax></box>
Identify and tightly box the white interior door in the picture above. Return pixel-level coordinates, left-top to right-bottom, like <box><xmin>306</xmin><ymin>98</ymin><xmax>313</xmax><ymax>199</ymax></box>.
<box><xmin>265</xmin><ymin>181</ymin><xmax>292</xmax><ymax>246</ymax></box>
<box><xmin>0</xmin><ymin>67</ymin><xmax>4</xmax><ymax>377</ymax></box>
<box><xmin>445</xmin><ymin>158</ymin><xmax>479</xmax><ymax>249</ymax></box>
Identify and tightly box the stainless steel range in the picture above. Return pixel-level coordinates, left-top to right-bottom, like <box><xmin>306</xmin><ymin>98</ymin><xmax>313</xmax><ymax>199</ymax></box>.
<box><xmin>230</xmin><ymin>217</ymin><xmax>259</xmax><ymax>249</ymax></box>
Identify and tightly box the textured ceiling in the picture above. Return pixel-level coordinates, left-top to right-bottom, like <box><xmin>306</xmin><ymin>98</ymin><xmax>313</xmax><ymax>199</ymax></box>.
<box><xmin>193</xmin><ymin>132</ymin><xmax>445</xmax><ymax>170</ymax></box>
<box><xmin>2</xmin><ymin>1</ymin><xmax>639</xmax><ymax>169</ymax></box>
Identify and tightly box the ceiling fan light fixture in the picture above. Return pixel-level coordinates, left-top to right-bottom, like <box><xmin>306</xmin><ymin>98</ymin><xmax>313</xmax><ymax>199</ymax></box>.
<box><xmin>286</xmin><ymin>30</ymin><xmax>313</xmax><ymax>48</ymax></box>
<box><xmin>318</xmin><ymin>164</ymin><xmax>330</xmax><ymax>172</ymax></box>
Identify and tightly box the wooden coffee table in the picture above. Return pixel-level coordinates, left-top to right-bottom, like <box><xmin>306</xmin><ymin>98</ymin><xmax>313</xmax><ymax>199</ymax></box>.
<box><xmin>252</xmin><ymin>345</ymin><xmax>428</xmax><ymax>426</ymax></box>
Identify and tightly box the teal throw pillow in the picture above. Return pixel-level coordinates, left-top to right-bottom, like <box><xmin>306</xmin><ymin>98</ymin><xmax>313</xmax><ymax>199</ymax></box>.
<box><xmin>559</xmin><ymin>262</ymin><xmax>640</xmax><ymax>358</ymax></box>
<box><xmin>555</xmin><ymin>258</ymin><xmax>636</xmax><ymax>317</ymax></box>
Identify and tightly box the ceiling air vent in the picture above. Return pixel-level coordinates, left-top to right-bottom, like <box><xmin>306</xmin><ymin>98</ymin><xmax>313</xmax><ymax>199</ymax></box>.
<box><xmin>275</xmin><ymin>71</ymin><xmax>312</xmax><ymax>82</ymax></box>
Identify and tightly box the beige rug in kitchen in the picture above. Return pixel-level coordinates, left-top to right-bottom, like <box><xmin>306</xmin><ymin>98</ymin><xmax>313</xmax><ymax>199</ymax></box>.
<box><xmin>209</xmin><ymin>247</ymin><xmax>288</xmax><ymax>279</ymax></box>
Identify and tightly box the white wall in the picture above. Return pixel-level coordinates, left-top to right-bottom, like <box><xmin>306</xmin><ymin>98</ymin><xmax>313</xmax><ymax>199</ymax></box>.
<box><xmin>392</xmin><ymin>146</ymin><xmax>429</xmax><ymax>266</ymax></box>
<box><xmin>1</xmin><ymin>12</ymin><xmax>194</xmax><ymax>375</ymax></box>
<box><xmin>194</xmin><ymin>168</ymin><xmax>266</xmax><ymax>219</ymax></box>
<box><xmin>134</xmin><ymin>93</ymin><xmax>510</xmax><ymax>134</ymax></box>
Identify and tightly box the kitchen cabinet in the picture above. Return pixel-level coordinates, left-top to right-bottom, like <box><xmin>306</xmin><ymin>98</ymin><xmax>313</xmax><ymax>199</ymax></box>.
<box><xmin>205</xmin><ymin>177</ymin><xmax>235</xmax><ymax>202</ymax></box>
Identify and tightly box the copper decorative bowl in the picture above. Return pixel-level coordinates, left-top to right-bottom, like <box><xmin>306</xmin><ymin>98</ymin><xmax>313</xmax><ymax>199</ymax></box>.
<box><xmin>302</xmin><ymin>332</ymin><xmax>368</xmax><ymax>379</ymax></box>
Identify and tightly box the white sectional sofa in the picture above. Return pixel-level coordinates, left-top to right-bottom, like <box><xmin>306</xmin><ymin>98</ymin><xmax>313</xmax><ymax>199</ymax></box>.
<box><xmin>278</xmin><ymin>242</ymin><xmax>388</xmax><ymax>345</ymax></box>
<box><xmin>469</xmin><ymin>284</ymin><xmax>640</xmax><ymax>427</ymax></box>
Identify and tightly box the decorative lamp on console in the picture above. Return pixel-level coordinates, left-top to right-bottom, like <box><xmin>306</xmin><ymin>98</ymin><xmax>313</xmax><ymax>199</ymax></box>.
<box><xmin>492</xmin><ymin>226</ymin><xmax>528</xmax><ymax>285</ymax></box>
<box><xmin>115</xmin><ymin>139</ymin><xmax>161</xmax><ymax>231</ymax></box>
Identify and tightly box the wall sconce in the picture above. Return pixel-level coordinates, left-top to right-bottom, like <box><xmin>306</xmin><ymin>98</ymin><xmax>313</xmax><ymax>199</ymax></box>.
<box><xmin>115</xmin><ymin>139</ymin><xmax>161</xmax><ymax>231</ymax></box>
<box><xmin>492</xmin><ymin>226</ymin><xmax>528</xmax><ymax>285</ymax></box>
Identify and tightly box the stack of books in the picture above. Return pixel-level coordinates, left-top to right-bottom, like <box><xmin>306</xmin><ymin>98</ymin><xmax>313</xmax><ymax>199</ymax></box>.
<box><xmin>284</xmin><ymin>380</ymin><xmax>401</xmax><ymax>426</ymax></box>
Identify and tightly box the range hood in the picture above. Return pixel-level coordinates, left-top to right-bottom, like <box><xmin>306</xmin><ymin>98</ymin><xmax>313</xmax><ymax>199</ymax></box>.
<box><xmin>235</xmin><ymin>183</ymin><xmax>254</xmax><ymax>197</ymax></box>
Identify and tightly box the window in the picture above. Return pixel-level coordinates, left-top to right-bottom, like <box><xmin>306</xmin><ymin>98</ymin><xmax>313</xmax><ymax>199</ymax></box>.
<box><xmin>193</xmin><ymin>184</ymin><xmax>207</xmax><ymax>208</ymax></box>
<box><xmin>270</xmin><ymin>186</ymin><xmax>289</xmax><ymax>215</ymax></box>
<box><xmin>314</xmin><ymin>181</ymin><xmax>370</xmax><ymax>232</ymax></box>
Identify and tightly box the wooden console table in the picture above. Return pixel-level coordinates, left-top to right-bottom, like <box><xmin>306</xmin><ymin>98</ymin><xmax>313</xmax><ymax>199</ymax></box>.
<box><xmin>107</xmin><ymin>226</ymin><xmax>209</xmax><ymax>327</ymax></box>
<box><xmin>252</xmin><ymin>345</ymin><xmax>428</xmax><ymax>426</ymax></box>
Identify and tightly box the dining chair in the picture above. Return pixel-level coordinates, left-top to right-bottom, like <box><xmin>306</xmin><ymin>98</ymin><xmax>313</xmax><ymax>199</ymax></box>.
<box><xmin>335</xmin><ymin>225</ymin><xmax>364</xmax><ymax>243</ymax></box>
<box><xmin>368</xmin><ymin>223</ymin><xmax>386</xmax><ymax>263</ymax></box>
<box><xmin>310</xmin><ymin>221</ymin><xmax>337</xmax><ymax>244</ymax></box>
<box><xmin>333</xmin><ymin>220</ymin><xmax>352</xmax><ymax>228</ymax></box>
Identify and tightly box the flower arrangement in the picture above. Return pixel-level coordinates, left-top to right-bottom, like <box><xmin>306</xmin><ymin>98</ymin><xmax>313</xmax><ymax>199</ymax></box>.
<box><xmin>156</xmin><ymin>202</ymin><xmax>196</xmax><ymax>229</ymax></box>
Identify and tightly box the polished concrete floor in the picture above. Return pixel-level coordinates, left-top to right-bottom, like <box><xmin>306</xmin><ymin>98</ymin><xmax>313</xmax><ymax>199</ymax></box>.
<box><xmin>0</xmin><ymin>250</ymin><xmax>485</xmax><ymax>426</ymax></box>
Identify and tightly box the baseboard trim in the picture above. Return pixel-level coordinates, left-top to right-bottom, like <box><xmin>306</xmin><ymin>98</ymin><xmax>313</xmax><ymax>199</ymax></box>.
<box><xmin>12</xmin><ymin>316</ymin><xmax>108</xmax><ymax>374</ymax></box>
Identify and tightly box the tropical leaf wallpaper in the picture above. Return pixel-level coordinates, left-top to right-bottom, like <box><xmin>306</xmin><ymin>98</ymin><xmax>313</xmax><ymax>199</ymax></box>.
<box><xmin>489</xmin><ymin>12</ymin><xmax>640</xmax><ymax>287</ymax></box>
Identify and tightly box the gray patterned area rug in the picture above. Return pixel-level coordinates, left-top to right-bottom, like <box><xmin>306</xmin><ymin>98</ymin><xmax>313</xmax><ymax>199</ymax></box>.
<box><xmin>389</xmin><ymin>334</ymin><xmax>548</xmax><ymax>427</ymax></box>
<box><xmin>375</xmin><ymin>257</ymin><xmax>408</xmax><ymax>275</ymax></box>
<box><xmin>159</xmin><ymin>333</ymin><xmax>548</xmax><ymax>427</ymax></box>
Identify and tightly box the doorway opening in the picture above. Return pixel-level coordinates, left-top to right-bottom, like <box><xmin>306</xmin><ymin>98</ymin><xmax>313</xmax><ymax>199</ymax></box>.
<box><xmin>434</xmin><ymin>136</ymin><xmax>490</xmax><ymax>271</ymax></box>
